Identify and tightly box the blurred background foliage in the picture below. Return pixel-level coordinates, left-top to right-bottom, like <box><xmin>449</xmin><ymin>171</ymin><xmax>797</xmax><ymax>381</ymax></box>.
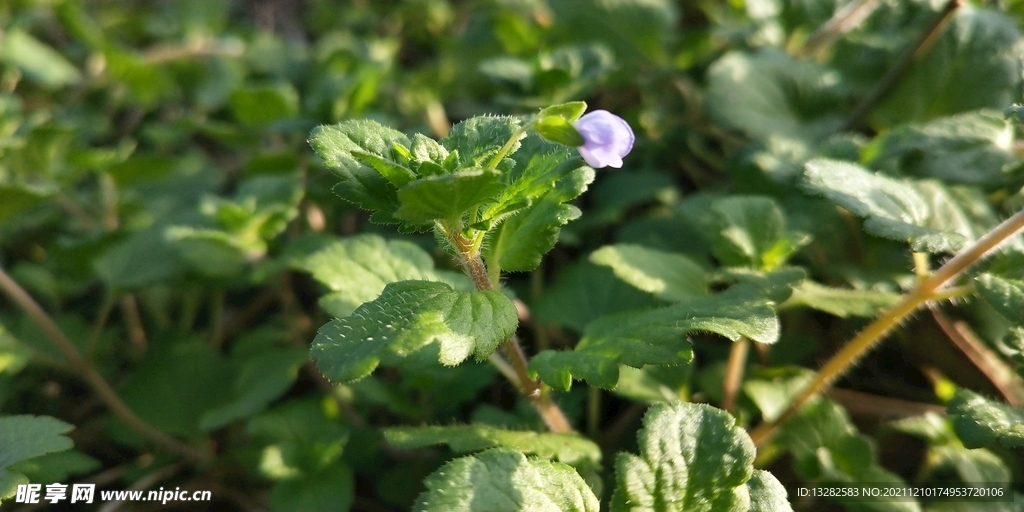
<box><xmin>2</xmin><ymin>0</ymin><xmax>1024</xmax><ymax>510</ymax></box>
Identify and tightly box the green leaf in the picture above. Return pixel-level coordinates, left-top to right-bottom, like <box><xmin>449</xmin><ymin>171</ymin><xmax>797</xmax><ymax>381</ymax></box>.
<box><xmin>609</xmin><ymin>402</ymin><xmax>784</xmax><ymax>512</ymax></box>
<box><xmin>230</xmin><ymin>84</ymin><xmax>300</xmax><ymax>126</ymax></box>
<box><xmin>534</xmin><ymin>115</ymin><xmax>585</xmax><ymax>146</ymax></box>
<box><xmin>976</xmin><ymin>274</ymin><xmax>1024</xmax><ymax>325</ymax></box>
<box><xmin>394</xmin><ymin>168</ymin><xmax>504</xmax><ymax>224</ymax></box>
<box><xmin>590</xmin><ymin>244</ymin><xmax>708</xmax><ymax>301</ymax></box>
<box><xmin>199</xmin><ymin>346</ymin><xmax>308</xmax><ymax>431</ymax></box>
<box><xmin>948</xmin><ymin>388</ymin><xmax>1024</xmax><ymax>449</ymax></box>
<box><xmin>410</xmin><ymin>133</ymin><xmax>450</xmax><ymax>165</ymax></box>
<box><xmin>414</xmin><ymin>448</ymin><xmax>599</xmax><ymax>512</ymax></box>
<box><xmin>747</xmin><ymin>470</ymin><xmax>794</xmax><ymax>512</ymax></box>
<box><xmin>311</xmin><ymin>281</ymin><xmax>518</xmax><ymax>382</ymax></box>
<box><xmin>486</xmin><ymin>157</ymin><xmax>594</xmax><ymax>271</ymax></box>
<box><xmin>0</xmin><ymin>183</ymin><xmax>55</xmax><ymax>225</ymax></box>
<box><xmin>383</xmin><ymin>425</ymin><xmax>601</xmax><ymax>469</ymax></box>
<box><xmin>711</xmin><ymin>196</ymin><xmax>809</xmax><ymax>270</ymax></box>
<box><xmin>718</xmin><ymin>267</ymin><xmax>807</xmax><ymax>304</ymax></box>
<box><xmin>875</xmin><ymin>7</ymin><xmax>1023</xmax><ymax>126</ymax></box>
<box><xmin>292</xmin><ymin>233</ymin><xmax>470</xmax><ymax>318</ymax></box>
<box><xmin>867</xmin><ymin>110</ymin><xmax>1020</xmax><ymax>187</ymax></box>
<box><xmin>0</xmin><ymin>29</ymin><xmax>82</xmax><ymax>89</ymax></box>
<box><xmin>8</xmin><ymin>450</ymin><xmax>100</xmax><ymax>487</ymax></box>
<box><xmin>268</xmin><ymin>461</ymin><xmax>354</xmax><ymax>512</ymax></box>
<box><xmin>785</xmin><ymin>280</ymin><xmax>902</xmax><ymax>318</ymax></box>
<box><xmin>778</xmin><ymin>399</ymin><xmax>921</xmax><ymax>512</ymax></box>
<box><xmin>534</xmin><ymin>261</ymin><xmax>662</xmax><ymax>333</ymax></box>
<box><xmin>531</xmin><ymin>285</ymin><xmax>779</xmax><ymax>390</ymax></box>
<box><xmin>248</xmin><ymin>398</ymin><xmax>349</xmax><ymax>476</ymax></box>
<box><xmin>538</xmin><ymin>102</ymin><xmax>588</xmax><ymax>122</ymax></box>
<box><xmin>309</xmin><ymin>120</ymin><xmax>410</xmax><ymax>219</ymax></box>
<box><xmin>0</xmin><ymin>415</ymin><xmax>75</xmax><ymax>501</ymax></box>
<box><xmin>889</xmin><ymin>413</ymin><xmax>1012</xmax><ymax>487</ymax></box>
<box><xmin>353</xmin><ymin>151</ymin><xmax>417</xmax><ymax>188</ymax></box>
<box><xmin>116</xmin><ymin>340</ymin><xmax>233</xmax><ymax>438</ymax></box>
<box><xmin>441</xmin><ymin>116</ymin><xmax>523</xmax><ymax>167</ymax></box>
<box><xmin>93</xmin><ymin>226</ymin><xmax>185</xmax><ymax>289</ymax></box>
<box><xmin>743</xmin><ymin>368</ymin><xmax>815</xmax><ymax>422</ymax></box>
<box><xmin>802</xmin><ymin>159</ymin><xmax>967</xmax><ymax>253</ymax></box>
<box><xmin>705</xmin><ymin>49</ymin><xmax>848</xmax><ymax>142</ymax></box>
<box><xmin>550</xmin><ymin>0</ymin><xmax>677</xmax><ymax>64</ymax></box>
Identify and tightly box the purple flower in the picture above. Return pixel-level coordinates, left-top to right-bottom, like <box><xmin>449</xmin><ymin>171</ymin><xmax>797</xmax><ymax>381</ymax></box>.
<box><xmin>573</xmin><ymin>110</ymin><xmax>634</xmax><ymax>168</ymax></box>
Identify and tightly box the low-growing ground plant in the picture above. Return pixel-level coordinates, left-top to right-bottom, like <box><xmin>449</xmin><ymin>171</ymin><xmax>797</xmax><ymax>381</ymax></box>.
<box><xmin>2</xmin><ymin>0</ymin><xmax>1024</xmax><ymax>511</ymax></box>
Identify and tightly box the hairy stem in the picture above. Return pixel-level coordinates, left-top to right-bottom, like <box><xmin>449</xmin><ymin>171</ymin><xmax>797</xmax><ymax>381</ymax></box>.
<box><xmin>0</xmin><ymin>266</ymin><xmax>211</xmax><ymax>462</ymax></box>
<box><xmin>450</xmin><ymin>232</ymin><xmax>574</xmax><ymax>433</ymax></box>
<box><xmin>749</xmin><ymin>209</ymin><xmax>1024</xmax><ymax>448</ymax></box>
<box><xmin>722</xmin><ymin>338</ymin><xmax>750</xmax><ymax>413</ymax></box>
<box><xmin>485</xmin><ymin>125</ymin><xmax>528</xmax><ymax>170</ymax></box>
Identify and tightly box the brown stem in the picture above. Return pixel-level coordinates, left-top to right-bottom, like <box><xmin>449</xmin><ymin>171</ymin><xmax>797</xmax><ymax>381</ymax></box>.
<box><xmin>797</xmin><ymin>0</ymin><xmax>880</xmax><ymax>58</ymax></box>
<box><xmin>749</xmin><ymin>208</ymin><xmax>1024</xmax><ymax>447</ymax></box>
<box><xmin>450</xmin><ymin>232</ymin><xmax>574</xmax><ymax>433</ymax></box>
<box><xmin>722</xmin><ymin>338</ymin><xmax>750</xmax><ymax>413</ymax></box>
<box><xmin>0</xmin><ymin>266</ymin><xmax>211</xmax><ymax>462</ymax></box>
<box><xmin>840</xmin><ymin>0</ymin><xmax>960</xmax><ymax>131</ymax></box>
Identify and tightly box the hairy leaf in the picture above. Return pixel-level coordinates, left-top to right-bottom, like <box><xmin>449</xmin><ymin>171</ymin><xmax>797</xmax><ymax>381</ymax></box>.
<box><xmin>976</xmin><ymin>274</ymin><xmax>1024</xmax><ymax>325</ymax></box>
<box><xmin>292</xmin><ymin>233</ymin><xmax>470</xmax><ymax>317</ymax></box>
<box><xmin>534</xmin><ymin>261</ymin><xmax>662</xmax><ymax>333</ymax></box>
<box><xmin>948</xmin><ymin>388</ymin><xmax>1024</xmax><ymax>449</ymax></box>
<box><xmin>442</xmin><ymin>116</ymin><xmax>523</xmax><ymax>168</ymax></box>
<box><xmin>309</xmin><ymin>120</ymin><xmax>409</xmax><ymax>219</ymax></box>
<box><xmin>609</xmin><ymin>402</ymin><xmax>786</xmax><ymax>511</ymax></box>
<box><xmin>394</xmin><ymin>168</ymin><xmax>504</xmax><ymax>224</ymax></box>
<box><xmin>384</xmin><ymin>425</ymin><xmax>600</xmax><ymax>469</ymax></box>
<box><xmin>785</xmin><ymin>280</ymin><xmax>902</xmax><ymax>318</ymax></box>
<box><xmin>414</xmin><ymin>448</ymin><xmax>599</xmax><ymax>512</ymax></box>
<box><xmin>311</xmin><ymin>281</ymin><xmax>517</xmax><ymax>382</ymax></box>
<box><xmin>0</xmin><ymin>415</ymin><xmax>75</xmax><ymax>501</ymax></box>
<box><xmin>802</xmin><ymin>159</ymin><xmax>967</xmax><ymax>252</ymax></box>
<box><xmin>531</xmin><ymin>285</ymin><xmax>779</xmax><ymax>390</ymax></box>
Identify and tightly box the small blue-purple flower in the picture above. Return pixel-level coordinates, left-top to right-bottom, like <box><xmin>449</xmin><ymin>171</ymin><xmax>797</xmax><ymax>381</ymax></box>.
<box><xmin>574</xmin><ymin>110</ymin><xmax>634</xmax><ymax>169</ymax></box>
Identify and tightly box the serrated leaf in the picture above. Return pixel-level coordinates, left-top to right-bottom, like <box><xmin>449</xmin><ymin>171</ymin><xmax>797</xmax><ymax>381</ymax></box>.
<box><xmin>875</xmin><ymin>7</ymin><xmax>1024</xmax><ymax>126</ymax></box>
<box><xmin>778</xmin><ymin>399</ymin><xmax>921</xmax><ymax>512</ymax></box>
<box><xmin>291</xmin><ymin>233</ymin><xmax>470</xmax><ymax>318</ymax></box>
<box><xmin>0</xmin><ymin>415</ymin><xmax>75</xmax><ymax>501</ymax></box>
<box><xmin>530</xmin><ymin>285</ymin><xmax>779</xmax><ymax>390</ymax></box>
<box><xmin>785</xmin><ymin>280</ymin><xmax>902</xmax><ymax>318</ymax></box>
<box><xmin>311</xmin><ymin>281</ymin><xmax>517</xmax><ymax>382</ymax></box>
<box><xmin>534</xmin><ymin>261</ymin><xmax>662</xmax><ymax>333</ymax></box>
<box><xmin>948</xmin><ymin>388</ymin><xmax>1024</xmax><ymax>449</ymax></box>
<box><xmin>487</xmin><ymin>160</ymin><xmax>594</xmax><ymax>272</ymax></box>
<box><xmin>748</xmin><ymin>470</ymin><xmax>794</xmax><ymax>512</ymax></box>
<box><xmin>705</xmin><ymin>49</ymin><xmax>848</xmax><ymax>142</ymax></box>
<box><xmin>976</xmin><ymin>274</ymin><xmax>1024</xmax><ymax>325</ymax></box>
<box><xmin>353</xmin><ymin>151</ymin><xmax>417</xmax><ymax>188</ymax></box>
<box><xmin>309</xmin><ymin>121</ymin><xmax>410</xmax><ymax>218</ymax></box>
<box><xmin>590</xmin><ymin>244</ymin><xmax>708</xmax><ymax>301</ymax></box>
<box><xmin>867</xmin><ymin>110</ymin><xmax>1019</xmax><ymax>187</ymax></box>
<box><xmin>383</xmin><ymin>425</ymin><xmax>600</xmax><ymax>469</ymax></box>
<box><xmin>394</xmin><ymin>168</ymin><xmax>504</xmax><ymax>224</ymax></box>
<box><xmin>410</xmin><ymin>133</ymin><xmax>450</xmax><ymax>165</ymax></box>
<box><xmin>442</xmin><ymin>116</ymin><xmax>523</xmax><ymax>167</ymax></box>
<box><xmin>802</xmin><ymin>159</ymin><xmax>967</xmax><ymax>252</ymax></box>
<box><xmin>711</xmin><ymin>196</ymin><xmax>809</xmax><ymax>270</ymax></box>
<box><xmin>414</xmin><ymin>448</ymin><xmax>599</xmax><ymax>512</ymax></box>
<box><xmin>609</xmin><ymin>402</ymin><xmax>779</xmax><ymax>512</ymax></box>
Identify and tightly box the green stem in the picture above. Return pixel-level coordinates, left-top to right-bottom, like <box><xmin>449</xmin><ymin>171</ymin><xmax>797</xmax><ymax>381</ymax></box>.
<box><xmin>485</xmin><ymin>126</ymin><xmax>528</xmax><ymax>170</ymax></box>
<box><xmin>749</xmin><ymin>208</ymin><xmax>1024</xmax><ymax>448</ymax></box>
